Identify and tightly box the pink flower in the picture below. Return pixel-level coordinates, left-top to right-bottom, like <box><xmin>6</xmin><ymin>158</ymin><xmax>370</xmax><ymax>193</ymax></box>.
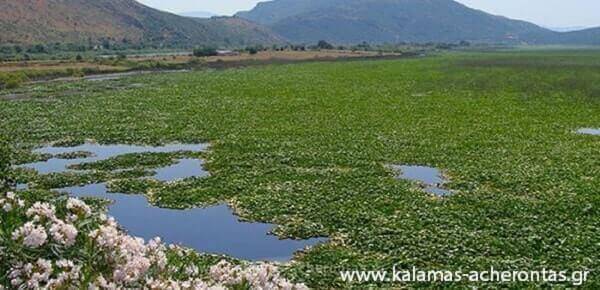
<box><xmin>9</xmin><ymin>259</ymin><xmax>53</xmax><ymax>289</ymax></box>
<box><xmin>47</xmin><ymin>259</ymin><xmax>81</xmax><ymax>288</ymax></box>
<box><xmin>12</xmin><ymin>222</ymin><xmax>47</xmax><ymax>248</ymax></box>
<box><xmin>1</xmin><ymin>192</ymin><xmax>25</xmax><ymax>212</ymax></box>
<box><xmin>89</xmin><ymin>223</ymin><xmax>120</xmax><ymax>249</ymax></box>
<box><xmin>49</xmin><ymin>219</ymin><xmax>78</xmax><ymax>247</ymax></box>
<box><xmin>26</xmin><ymin>202</ymin><xmax>56</xmax><ymax>222</ymax></box>
<box><xmin>66</xmin><ymin>198</ymin><xmax>91</xmax><ymax>218</ymax></box>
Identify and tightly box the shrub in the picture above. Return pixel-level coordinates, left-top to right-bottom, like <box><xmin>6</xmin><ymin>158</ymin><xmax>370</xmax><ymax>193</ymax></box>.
<box><xmin>317</xmin><ymin>40</ymin><xmax>334</xmax><ymax>50</ymax></box>
<box><xmin>69</xmin><ymin>69</ymin><xmax>85</xmax><ymax>78</ymax></box>
<box><xmin>187</xmin><ymin>58</ymin><xmax>205</xmax><ymax>67</ymax></box>
<box><xmin>0</xmin><ymin>190</ymin><xmax>309</xmax><ymax>289</ymax></box>
<box><xmin>246</xmin><ymin>46</ymin><xmax>259</xmax><ymax>55</ymax></box>
<box><xmin>0</xmin><ymin>72</ymin><xmax>29</xmax><ymax>90</ymax></box>
<box><xmin>193</xmin><ymin>47</ymin><xmax>218</xmax><ymax>57</ymax></box>
<box><xmin>27</xmin><ymin>44</ymin><xmax>48</xmax><ymax>54</ymax></box>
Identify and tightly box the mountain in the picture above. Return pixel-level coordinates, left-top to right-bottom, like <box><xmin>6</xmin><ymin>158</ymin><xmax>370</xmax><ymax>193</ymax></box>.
<box><xmin>179</xmin><ymin>11</ymin><xmax>218</xmax><ymax>19</ymax></box>
<box><xmin>0</xmin><ymin>0</ymin><xmax>283</xmax><ymax>47</ymax></box>
<box><xmin>236</xmin><ymin>0</ymin><xmax>565</xmax><ymax>44</ymax></box>
<box><xmin>559</xmin><ymin>27</ymin><xmax>600</xmax><ymax>45</ymax></box>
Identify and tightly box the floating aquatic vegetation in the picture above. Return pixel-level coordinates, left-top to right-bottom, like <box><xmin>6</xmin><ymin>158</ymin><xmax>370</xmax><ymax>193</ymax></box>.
<box><xmin>4</xmin><ymin>53</ymin><xmax>599</xmax><ymax>288</ymax></box>
<box><xmin>17</xmin><ymin>143</ymin><xmax>326</xmax><ymax>261</ymax></box>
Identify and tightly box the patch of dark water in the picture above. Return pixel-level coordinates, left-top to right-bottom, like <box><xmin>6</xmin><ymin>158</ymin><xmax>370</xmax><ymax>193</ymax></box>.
<box><xmin>390</xmin><ymin>165</ymin><xmax>452</xmax><ymax>196</ymax></box>
<box><xmin>57</xmin><ymin>183</ymin><xmax>325</xmax><ymax>261</ymax></box>
<box><xmin>19</xmin><ymin>143</ymin><xmax>208</xmax><ymax>174</ymax></box>
<box><xmin>153</xmin><ymin>158</ymin><xmax>210</xmax><ymax>182</ymax></box>
<box><xmin>18</xmin><ymin>142</ymin><xmax>326</xmax><ymax>261</ymax></box>
<box><xmin>577</xmin><ymin>128</ymin><xmax>600</xmax><ymax>136</ymax></box>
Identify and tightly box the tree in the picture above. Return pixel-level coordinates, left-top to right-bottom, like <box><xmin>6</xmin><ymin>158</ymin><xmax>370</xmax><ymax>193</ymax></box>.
<box><xmin>459</xmin><ymin>40</ymin><xmax>471</xmax><ymax>47</ymax></box>
<box><xmin>0</xmin><ymin>46</ymin><xmax>12</xmax><ymax>54</ymax></box>
<box><xmin>28</xmin><ymin>44</ymin><xmax>47</xmax><ymax>54</ymax></box>
<box><xmin>193</xmin><ymin>47</ymin><xmax>218</xmax><ymax>57</ymax></box>
<box><xmin>102</xmin><ymin>39</ymin><xmax>111</xmax><ymax>50</ymax></box>
<box><xmin>355</xmin><ymin>41</ymin><xmax>371</xmax><ymax>51</ymax></box>
<box><xmin>317</xmin><ymin>40</ymin><xmax>334</xmax><ymax>50</ymax></box>
<box><xmin>246</xmin><ymin>46</ymin><xmax>259</xmax><ymax>55</ymax></box>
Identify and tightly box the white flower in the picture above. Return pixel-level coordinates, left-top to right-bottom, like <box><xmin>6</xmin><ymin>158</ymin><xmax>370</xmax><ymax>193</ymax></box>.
<box><xmin>112</xmin><ymin>255</ymin><xmax>151</xmax><ymax>283</ymax></box>
<box><xmin>90</xmin><ymin>275</ymin><xmax>117</xmax><ymax>290</ymax></box>
<box><xmin>1</xmin><ymin>192</ymin><xmax>25</xmax><ymax>212</ymax></box>
<box><xmin>89</xmin><ymin>223</ymin><xmax>120</xmax><ymax>249</ymax></box>
<box><xmin>4</xmin><ymin>192</ymin><xmax>309</xmax><ymax>290</ymax></box>
<box><xmin>49</xmin><ymin>219</ymin><xmax>78</xmax><ymax>246</ymax></box>
<box><xmin>2</xmin><ymin>201</ymin><xmax>12</xmax><ymax>212</ymax></box>
<box><xmin>66</xmin><ymin>198</ymin><xmax>92</xmax><ymax>218</ymax></box>
<box><xmin>47</xmin><ymin>259</ymin><xmax>81</xmax><ymax>288</ymax></box>
<box><xmin>209</xmin><ymin>261</ymin><xmax>243</xmax><ymax>285</ymax></box>
<box><xmin>209</xmin><ymin>261</ymin><xmax>309</xmax><ymax>289</ymax></box>
<box><xmin>185</xmin><ymin>264</ymin><xmax>199</xmax><ymax>277</ymax></box>
<box><xmin>9</xmin><ymin>259</ymin><xmax>53</xmax><ymax>289</ymax></box>
<box><xmin>6</xmin><ymin>192</ymin><xmax>16</xmax><ymax>200</ymax></box>
<box><xmin>12</xmin><ymin>222</ymin><xmax>48</xmax><ymax>248</ymax></box>
<box><xmin>147</xmin><ymin>238</ymin><xmax>168</xmax><ymax>270</ymax></box>
<box><xmin>26</xmin><ymin>202</ymin><xmax>56</xmax><ymax>222</ymax></box>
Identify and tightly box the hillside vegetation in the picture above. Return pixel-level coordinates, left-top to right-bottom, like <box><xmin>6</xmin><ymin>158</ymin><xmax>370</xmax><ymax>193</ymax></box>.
<box><xmin>0</xmin><ymin>0</ymin><xmax>283</xmax><ymax>47</ymax></box>
<box><xmin>560</xmin><ymin>28</ymin><xmax>600</xmax><ymax>45</ymax></box>
<box><xmin>238</xmin><ymin>0</ymin><xmax>599</xmax><ymax>45</ymax></box>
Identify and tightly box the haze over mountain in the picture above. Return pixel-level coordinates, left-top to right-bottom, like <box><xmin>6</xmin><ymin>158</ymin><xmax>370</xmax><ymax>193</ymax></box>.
<box><xmin>237</xmin><ymin>0</ymin><xmax>599</xmax><ymax>45</ymax></box>
<box><xmin>545</xmin><ymin>26</ymin><xmax>591</xmax><ymax>33</ymax></box>
<box><xmin>178</xmin><ymin>11</ymin><xmax>218</xmax><ymax>19</ymax></box>
<box><xmin>559</xmin><ymin>27</ymin><xmax>600</xmax><ymax>45</ymax></box>
<box><xmin>0</xmin><ymin>0</ymin><xmax>283</xmax><ymax>47</ymax></box>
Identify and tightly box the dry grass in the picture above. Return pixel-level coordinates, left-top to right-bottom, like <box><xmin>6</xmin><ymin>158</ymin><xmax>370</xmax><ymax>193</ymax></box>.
<box><xmin>131</xmin><ymin>50</ymin><xmax>388</xmax><ymax>63</ymax></box>
<box><xmin>0</xmin><ymin>62</ymin><xmax>126</xmax><ymax>73</ymax></box>
<box><xmin>0</xmin><ymin>50</ymin><xmax>397</xmax><ymax>75</ymax></box>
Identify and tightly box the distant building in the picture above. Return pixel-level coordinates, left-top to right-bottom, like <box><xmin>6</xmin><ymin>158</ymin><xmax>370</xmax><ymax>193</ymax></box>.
<box><xmin>216</xmin><ymin>50</ymin><xmax>240</xmax><ymax>56</ymax></box>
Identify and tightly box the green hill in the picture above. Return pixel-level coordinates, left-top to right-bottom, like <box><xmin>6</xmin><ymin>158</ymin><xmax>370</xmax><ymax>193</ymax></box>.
<box><xmin>0</xmin><ymin>0</ymin><xmax>283</xmax><ymax>47</ymax></box>
<box><xmin>559</xmin><ymin>28</ymin><xmax>600</xmax><ymax>45</ymax></box>
<box><xmin>237</xmin><ymin>0</ymin><xmax>596</xmax><ymax>45</ymax></box>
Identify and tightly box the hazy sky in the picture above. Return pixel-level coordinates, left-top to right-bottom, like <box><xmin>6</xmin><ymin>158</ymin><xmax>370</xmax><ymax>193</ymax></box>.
<box><xmin>137</xmin><ymin>0</ymin><xmax>600</xmax><ymax>28</ymax></box>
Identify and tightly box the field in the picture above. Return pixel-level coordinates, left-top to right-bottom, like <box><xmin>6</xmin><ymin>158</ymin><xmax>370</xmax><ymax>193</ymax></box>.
<box><xmin>0</xmin><ymin>50</ymin><xmax>400</xmax><ymax>84</ymax></box>
<box><xmin>1</xmin><ymin>50</ymin><xmax>599</xmax><ymax>288</ymax></box>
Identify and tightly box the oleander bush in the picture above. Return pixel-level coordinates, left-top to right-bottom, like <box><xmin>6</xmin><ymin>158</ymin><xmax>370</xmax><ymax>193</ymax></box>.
<box><xmin>0</xmin><ymin>190</ymin><xmax>308</xmax><ymax>289</ymax></box>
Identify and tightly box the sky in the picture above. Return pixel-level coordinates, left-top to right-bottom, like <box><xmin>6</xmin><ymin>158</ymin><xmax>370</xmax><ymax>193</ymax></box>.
<box><xmin>136</xmin><ymin>0</ymin><xmax>600</xmax><ymax>28</ymax></box>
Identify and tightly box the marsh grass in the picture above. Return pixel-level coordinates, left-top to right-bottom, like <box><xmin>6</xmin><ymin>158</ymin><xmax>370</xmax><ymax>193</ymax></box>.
<box><xmin>1</xmin><ymin>50</ymin><xmax>599</xmax><ymax>288</ymax></box>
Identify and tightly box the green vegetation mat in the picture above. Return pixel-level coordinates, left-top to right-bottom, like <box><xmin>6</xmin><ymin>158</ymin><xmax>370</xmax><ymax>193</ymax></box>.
<box><xmin>1</xmin><ymin>50</ymin><xmax>599</xmax><ymax>288</ymax></box>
